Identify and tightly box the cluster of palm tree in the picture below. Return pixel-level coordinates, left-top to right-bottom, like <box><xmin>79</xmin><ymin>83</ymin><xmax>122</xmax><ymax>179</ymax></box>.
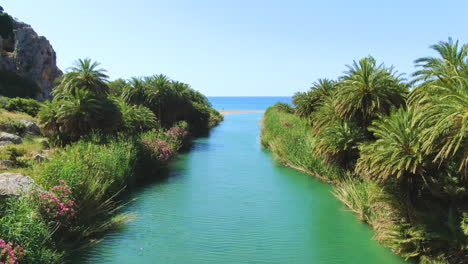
<box><xmin>292</xmin><ymin>38</ymin><xmax>467</xmax><ymax>262</ymax></box>
<box><xmin>38</xmin><ymin>58</ymin><xmax>221</xmax><ymax>145</ymax></box>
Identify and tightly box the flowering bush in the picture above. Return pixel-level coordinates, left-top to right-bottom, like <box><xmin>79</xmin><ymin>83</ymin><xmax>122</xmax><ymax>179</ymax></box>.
<box><xmin>142</xmin><ymin>138</ymin><xmax>173</xmax><ymax>161</ymax></box>
<box><xmin>36</xmin><ymin>180</ymin><xmax>77</xmax><ymax>226</ymax></box>
<box><xmin>0</xmin><ymin>239</ymin><xmax>25</xmax><ymax>264</ymax></box>
<box><xmin>166</xmin><ymin>123</ymin><xmax>189</xmax><ymax>142</ymax></box>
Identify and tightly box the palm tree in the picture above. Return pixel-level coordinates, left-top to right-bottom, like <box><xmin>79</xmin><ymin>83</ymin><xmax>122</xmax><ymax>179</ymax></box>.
<box><xmin>54</xmin><ymin>58</ymin><xmax>109</xmax><ymax>98</ymax></box>
<box><xmin>115</xmin><ymin>97</ymin><xmax>158</xmax><ymax>133</ymax></box>
<box><xmin>356</xmin><ymin>108</ymin><xmax>426</xmax><ymax>181</ymax></box>
<box><xmin>410</xmin><ymin>39</ymin><xmax>468</xmax><ymax>175</ymax></box>
<box><xmin>144</xmin><ymin>74</ymin><xmax>174</xmax><ymax>125</ymax></box>
<box><xmin>314</xmin><ymin>119</ymin><xmax>365</xmax><ymax>167</ymax></box>
<box><xmin>412</xmin><ymin>38</ymin><xmax>468</xmax><ymax>85</ymax></box>
<box><xmin>413</xmin><ymin>79</ymin><xmax>468</xmax><ymax>175</ymax></box>
<box><xmin>335</xmin><ymin>56</ymin><xmax>407</xmax><ymax>128</ymax></box>
<box><xmin>293</xmin><ymin>78</ymin><xmax>336</xmax><ymax>118</ymax></box>
<box><xmin>122</xmin><ymin>77</ymin><xmax>147</xmax><ymax>105</ymax></box>
<box><xmin>39</xmin><ymin>88</ymin><xmax>121</xmax><ymax>144</ymax></box>
<box><xmin>309</xmin><ymin>95</ymin><xmax>340</xmax><ymax>134</ymax></box>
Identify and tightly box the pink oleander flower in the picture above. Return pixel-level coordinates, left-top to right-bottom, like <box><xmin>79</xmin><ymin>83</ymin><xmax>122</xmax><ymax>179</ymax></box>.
<box><xmin>36</xmin><ymin>180</ymin><xmax>77</xmax><ymax>227</ymax></box>
<box><xmin>0</xmin><ymin>239</ymin><xmax>25</xmax><ymax>264</ymax></box>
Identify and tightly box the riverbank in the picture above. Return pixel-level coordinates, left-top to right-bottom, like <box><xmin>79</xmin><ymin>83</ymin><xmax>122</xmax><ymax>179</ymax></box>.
<box><xmin>0</xmin><ymin>59</ymin><xmax>224</xmax><ymax>263</ymax></box>
<box><xmin>73</xmin><ymin>111</ymin><xmax>405</xmax><ymax>264</ymax></box>
<box><xmin>261</xmin><ymin>105</ymin><xmax>467</xmax><ymax>264</ymax></box>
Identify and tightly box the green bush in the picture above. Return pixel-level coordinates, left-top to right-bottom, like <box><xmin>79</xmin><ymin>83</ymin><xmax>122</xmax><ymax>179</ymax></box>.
<box><xmin>5</xmin><ymin>97</ymin><xmax>42</xmax><ymax>117</ymax></box>
<box><xmin>272</xmin><ymin>102</ymin><xmax>294</xmax><ymax>114</ymax></box>
<box><xmin>0</xmin><ymin>197</ymin><xmax>63</xmax><ymax>263</ymax></box>
<box><xmin>34</xmin><ymin>137</ymin><xmax>138</xmax><ymax>237</ymax></box>
<box><xmin>261</xmin><ymin>107</ymin><xmax>344</xmax><ymax>182</ymax></box>
<box><xmin>0</xmin><ymin>145</ymin><xmax>28</xmax><ymax>167</ymax></box>
<box><xmin>0</xmin><ymin>118</ymin><xmax>26</xmax><ymax>135</ymax></box>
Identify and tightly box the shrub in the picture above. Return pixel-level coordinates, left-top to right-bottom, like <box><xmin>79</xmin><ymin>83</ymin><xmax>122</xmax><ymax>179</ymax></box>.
<box><xmin>34</xmin><ymin>180</ymin><xmax>77</xmax><ymax>229</ymax></box>
<box><xmin>116</xmin><ymin>98</ymin><xmax>158</xmax><ymax>133</ymax></box>
<box><xmin>0</xmin><ymin>239</ymin><xmax>26</xmax><ymax>264</ymax></box>
<box><xmin>0</xmin><ymin>97</ymin><xmax>9</xmax><ymax>108</ymax></box>
<box><xmin>142</xmin><ymin>138</ymin><xmax>173</xmax><ymax>161</ymax></box>
<box><xmin>261</xmin><ymin>107</ymin><xmax>344</xmax><ymax>182</ymax></box>
<box><xmin>0</xmin><ymin>145</ymin><xmax>28</xmax><ymax>167</ymax></box>
<box><xmin>5</xmin><ymin>98</ymin><xmax>42</xmax><ymax>117</ymax></box>
<box><xmin>273</xmin><ymin>102</ymin><xmax>294</xmax><ymax>114</ymax></box>
<box><xmin>0</xmin><ymin>118</ymin><xmax>26</xmax><ymax>135</ymax></box>
<box><xmin>34</xmin><ymin>138</ymin><xmax>138</xmax><ymax>237</ymax></box>
<box><xmin>0</xmin><ymin>197</ymin><xmax>63</xmax><ymax>263</ymax></box>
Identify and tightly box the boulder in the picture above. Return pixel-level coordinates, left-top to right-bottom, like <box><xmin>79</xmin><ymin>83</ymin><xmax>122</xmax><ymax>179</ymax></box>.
<box><xmin>0</xmin><ymin>140</ymin><xmax>14</xmax><ymax>147</ymax></box>
<box><xmin>0</xmin><ymin>173</ymin><xmax>38</xmax><ymax>197</ymax></box>
<box><xmin>20</xmin><ymin>119</ymin><xmax>41</xmax><ymax>136</ymax></box>
<box><xmin>0</xmin><ymin>132</ymin><xmax>22</xmax><ymax>144</ymax></box>
<box><xmin>34</xmin><ymin>154</ymin><xmax>46</xmax><ymax>162</ymax></box>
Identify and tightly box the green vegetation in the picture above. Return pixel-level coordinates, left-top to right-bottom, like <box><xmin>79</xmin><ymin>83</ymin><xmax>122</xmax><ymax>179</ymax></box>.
<box><xmin>4</xmin><ymin>97</ymin><xmax>42</xmax><ymax>117</ymax></box>
<box><xmin>0</xmin><ymin>58</ymin><xmax>222</xmax><ymax>263</ymax></box>
<box><xmin>39</xmin><ymin>58</ymin><xmax>222</xmax><ymax>145</ymax></box>
<box><xmin>262</xmin><ymin>39</ymin><xmax>467</xmax><ymax>264</ymax></box>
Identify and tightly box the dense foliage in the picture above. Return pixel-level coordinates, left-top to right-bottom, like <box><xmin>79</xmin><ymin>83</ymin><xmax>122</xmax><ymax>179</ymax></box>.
<box><xmin>264</xmin><ymin>39</ymin><xmax>467</xmax><ymax>264</ymax></box>
<box><xmin>39</xmin><ymin>58</ymin><xmax>222</xmax><ymax>145</ymax></box>
<box><xmin>0</xmin><ymin>57</ymin><xmax>222</xmax><ymax>263</ymax></box>
<box><xmin>3</xmin><ymin>98</ymin><xmax>42</xmax><ymax>117</ymax></box>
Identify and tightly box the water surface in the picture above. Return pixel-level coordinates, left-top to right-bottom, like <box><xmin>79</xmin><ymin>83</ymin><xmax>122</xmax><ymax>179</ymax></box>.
<box><xmin>208</xmin><ymin>96</ymin><xmax>291</xmax><ymax>110</ymax></box>
<box><xmin>75</xmin><ymin>113</ymin><xmax>405</xmax><ymax>264</ymax></box>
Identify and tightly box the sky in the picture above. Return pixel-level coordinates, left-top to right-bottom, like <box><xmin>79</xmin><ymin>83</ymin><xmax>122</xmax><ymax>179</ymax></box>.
<box><xmin>3</xmin><ymin>0</ymin><xmax>468</xmax><ymax>96</ymax></box>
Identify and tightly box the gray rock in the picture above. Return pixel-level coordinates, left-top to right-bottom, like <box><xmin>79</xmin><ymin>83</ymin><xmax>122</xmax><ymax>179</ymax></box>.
<box><xmin>0</xmin><ymin>19</ymin><xmax>62</xmax><ymax>101</ymax></box>
<box><xmin>20</xmin><ymin>119</ymin><xmax>41</xmax><ymax>136</ymax></box>
<box><xmin>34</xmin><ymin>154</ymin><xmax>46</xmax><ymax>162</ymax></box>
<box><xmin>1</xmin><ymin>160</ymin><xmax>13</xmax><ymax>168</ymax></box>
<box><xmin>0</xmin><ymin>141</ymin><xmax>14</xmax><ymax>147</ymax></box>
<box><xmin>0</xmin><ymin>132</ymin><xmax>22</xmax><ymax>144</ymax></box>
<box><xmin>0</xmin><ymin>173</ymin><xmax>38</xmax><ymax>197</ymax></box>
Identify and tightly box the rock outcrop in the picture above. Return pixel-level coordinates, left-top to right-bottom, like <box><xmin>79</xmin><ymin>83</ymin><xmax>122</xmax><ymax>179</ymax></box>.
<box><xmin>0</xmin><ymin>172</ymin><xmax>39</xmax><ymax>197</ymax></box>
<box><xmin>0</xmin><ymin>19</ymin><xmax>62</xmax><ymax>100</ymax></box>
<box><xmin>20</xmin><ymin>119</ymin><xmax>41</xmax><ymax>136</ymax></box>
<box><xmin>0</xmin><ymin>132</ymin><xmax>22</xmax><ymax>144</ymax></box>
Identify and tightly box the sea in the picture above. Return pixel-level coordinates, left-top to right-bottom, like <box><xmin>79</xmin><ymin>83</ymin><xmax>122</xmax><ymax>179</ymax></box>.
<box><xmin>208</xmin><ymin>96</ymin><xmax>292</xmax><ymax>110</ymax></box>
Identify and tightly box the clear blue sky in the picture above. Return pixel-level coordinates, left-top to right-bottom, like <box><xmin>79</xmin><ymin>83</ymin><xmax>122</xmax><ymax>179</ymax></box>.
<box><xmin>3</xmin><ymin>0</ymin><xmax>468</xmax><ymax>96</ymax></box>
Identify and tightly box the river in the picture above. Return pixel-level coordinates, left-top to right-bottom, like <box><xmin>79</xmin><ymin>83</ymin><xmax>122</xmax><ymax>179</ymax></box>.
<box><xmin>74</xmin><ymin>113</ymin><xmax>405</xmax><ymax>264</ymax></box>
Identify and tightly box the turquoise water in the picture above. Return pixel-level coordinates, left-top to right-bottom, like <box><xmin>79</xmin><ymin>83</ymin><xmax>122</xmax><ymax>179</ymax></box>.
<box><xmin>208</xmin><ymin>96</ymin><xmax>291</xmax><ymax>110</ymax></box>
<box><xmin>74</xmin><ymin>113</ymin><xmax>405</xmax><ymax>264</ymax></box>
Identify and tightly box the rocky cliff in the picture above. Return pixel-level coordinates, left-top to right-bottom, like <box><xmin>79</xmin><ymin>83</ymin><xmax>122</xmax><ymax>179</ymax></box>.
<box><xmin>0</xmin><ymin>18</ymin><xmax>62</xmax><ymax>100</ymax></box>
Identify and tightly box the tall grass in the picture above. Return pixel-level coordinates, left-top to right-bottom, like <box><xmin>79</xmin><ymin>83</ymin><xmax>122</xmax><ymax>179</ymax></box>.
<box><xmin>261</xmin><ymin>106</ymin><xmax>344</xmax><ymax>182</ymax></box>
<box><xmin>33</xmin><ymin>137</ymin><xmax>139</xmax><ymax>239</ymax></box>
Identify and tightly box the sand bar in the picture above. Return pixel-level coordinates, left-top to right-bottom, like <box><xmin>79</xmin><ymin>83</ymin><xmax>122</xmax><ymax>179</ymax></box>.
<box><xmin>218</xmin><ymin>110</ymin><xmax>265</xmax><ymax>115</ymax></box>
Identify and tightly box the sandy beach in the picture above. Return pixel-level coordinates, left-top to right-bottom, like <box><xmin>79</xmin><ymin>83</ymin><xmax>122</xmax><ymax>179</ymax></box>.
<box><xmin>218</xmin><ymin>110</ymin><xmax>265</xmax><ymax>115</ymax></box>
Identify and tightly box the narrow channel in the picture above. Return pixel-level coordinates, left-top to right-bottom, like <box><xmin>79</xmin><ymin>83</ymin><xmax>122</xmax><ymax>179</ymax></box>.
<box><xmin>74</xmin><ymin>113</ymin><xmax>405</xmax><ymax>263</ymax></box>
